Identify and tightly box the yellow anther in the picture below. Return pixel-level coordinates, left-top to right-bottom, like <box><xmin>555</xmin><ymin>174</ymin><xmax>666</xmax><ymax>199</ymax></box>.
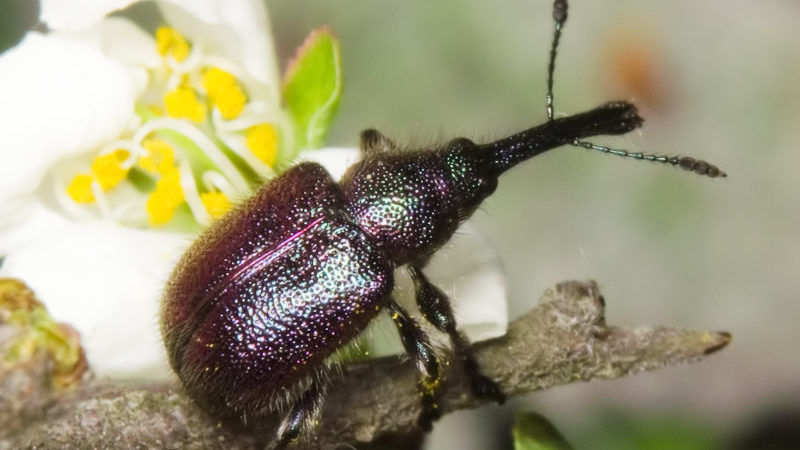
<box><xmin>200</xmin><ymin>191</ymin><xmax>232</xmax><ymax>219</ymax></box>
<box><xmin>246</xmin><ymin>123</ymin><xmax>278</xmax><ymax>166</ymax></box>
<box><xmin>146</xmin><ymin>167</ymin><xmax>185</xmax><ymax>225</ymax></box>
<box><xmin>146</xmin><ymin>191</ymin><xmax>175</xmax><ymax>225</ymax></box>
<box><xmin>139</xmin><ymin>138</ymin><xmax>176</xmax><ymax>175</ymax></box>
<box><xmin>66</xmin><ymin>174</ymin><xmax>95</xmax><ymax>204</ymax></box>
<box><xmin>164</xmin><ymin>86</ymin><xmax>206</xmax><ymax>123</ymax></box>
<box><xmin>202</xmin><ymin>67</ymin><xmax>247</xmax><ymax>120</ymax></box>
<box><xmin>156</xmin><ymin>27</ymin><xmax>190</xmax><ymax>62</ymax></box>
<box><xmin>90</xmin><ymin>149</ymin><xmax>130</xmax><ymax>191</ymax></box>
<box><xmin>156</xmin><ymin>167</ymin><xmax>184</xmax><ymax>205</ymax></box>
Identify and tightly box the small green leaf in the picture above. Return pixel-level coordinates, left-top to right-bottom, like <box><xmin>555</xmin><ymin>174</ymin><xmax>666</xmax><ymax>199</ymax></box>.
<box><xmin>513</xmin><ymin>411</ymin><xmax>575</xmax><ymax>450</ymax></box>
<box><xmin>282</xmin><ymin>27</ymin><xmax>343</xmax><ymax>155</ymax></box>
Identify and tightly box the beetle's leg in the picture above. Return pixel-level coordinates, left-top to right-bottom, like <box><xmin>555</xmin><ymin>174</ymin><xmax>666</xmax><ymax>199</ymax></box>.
<box><xmin>408</xmin><ymin>266</ymin><xmax>506</xmax><ymax>404</ymax></box>
<box><xmin>359</xmin><ymin>128</ymin><xmax>397</xmax><ymax>154</ymax></box>
<box><xmin>269</xmin><ymin>377</ymin><xmax>326</xmax><ymax>450</ymax></box>
<box><xmin>385</xmin><ymin>297</ymin><xmax>442</xmax><ymax>430</ymax></box>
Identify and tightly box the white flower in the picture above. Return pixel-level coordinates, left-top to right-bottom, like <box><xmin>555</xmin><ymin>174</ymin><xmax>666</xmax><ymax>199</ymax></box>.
<box><xmin>0</xmin><ymin>1</ymin><xmax>507</xmax><ymax>379</ymax></box>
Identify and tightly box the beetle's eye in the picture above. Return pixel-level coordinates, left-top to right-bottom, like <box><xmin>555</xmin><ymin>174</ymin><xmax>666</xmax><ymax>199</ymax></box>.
<box><xmin>447</xmin><ymin>138</ymin><xmax>475</xmax><ymax>153</ymax></box>
<box><xmin>446</xmin><ymin>137</ymin><xmax>477</xmax><ymax>153</ymax></box>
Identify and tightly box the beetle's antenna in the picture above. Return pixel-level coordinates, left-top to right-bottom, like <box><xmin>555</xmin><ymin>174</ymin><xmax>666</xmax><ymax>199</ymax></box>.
<box><xmin>546</xmin><ymin>0</ymin><xmax>568</xmax><ymax>121</ymax></box>
<box><xmin>544</xmin><ymin>0</ymin><xmax>726</xmax><ymax>178</ymax></box>
<box><xmin>572</xmin><ymin>140</ymin><xmax>727</xmax><ymax>177</ymax></box>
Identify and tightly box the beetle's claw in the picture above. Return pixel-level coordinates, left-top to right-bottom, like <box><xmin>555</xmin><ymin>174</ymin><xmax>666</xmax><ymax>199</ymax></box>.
<box><xmin>471</xmin><ymin>374</ymin><xmax>506</xmax><ymax>405</ymax></box>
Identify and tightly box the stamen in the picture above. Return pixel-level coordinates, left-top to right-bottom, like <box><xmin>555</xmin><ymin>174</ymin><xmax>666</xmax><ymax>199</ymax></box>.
<box><xmin>178</xmin><ymin>161</ymin><xmax>210</xmax><ymax>226</ymax></box>
<box><xmin>133</xmin><ymin>118</ymin><xmax>249</xmax><ymax>193</ymax></box>
<box><xmin>66</xmin><ymin>174</ymin><xmax>95</xmax><ymax>204</ymax></box>
<box><xmin>246</xmin><ymin>123</ymin><xmax>278</xmax><ymax>167</ymax></box>
<box><xmin>91</xmin><ymin>180</ymin><xmax>112</xmax><ymax>220</ymax></box>
<box><xmin>146</xmin><ymin>167</ymin><xmax>185</xmax><ymax>225</ymax></box>
<box><xmin>164</xmin><ymin>86</ymin><xmax>206</xmax><ymax>123</ymax></box>
<box><xmin>202</xmin><ymin>67</ymin><xmax>247</xmax><ymax>120</ymax></box>
<box><xmin>139</xmin><ymin>138</ymin><xmax>176</xmax><ymax>175</ymax></box>
<box><xmin>156</xmin><ymin>27</ymin><xmax>190</xmax><ymax>62</ymax></box>
<box><xmin>201</xmin><ymin>171</ymin><xmax>238</xmax><ymax>199</ymax></box>
<box><xmin>90</xmin><ymin>149</ymin><xmax>130</xmax><ymax>191</ymax></box>
<box><xmin>200</xmin><ymin>192</ymin><xmax>232</xmax><ymax>219</ymax></box>
<box><xmin>58</xmin><ymin>21</ymin><xmax>297</xmax><ymax>229</ymax></box>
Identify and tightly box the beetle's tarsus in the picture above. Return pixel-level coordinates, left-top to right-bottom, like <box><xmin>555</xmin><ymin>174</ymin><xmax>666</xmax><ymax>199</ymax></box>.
<box><xmin>409</xmin><ymin>266</ymin><xmax>506</xmax><ymax>405</ymax></box>
<box><xmin>470</xmin><ymin>373</ymin><xmax>507</xmax><ymax>404</ymax></box>
<box><xmin>416</xmin><ymin>388</ymin><xmax>441</xmax><ymax>431</ymax></box>
<box><xmin>385</xmin><ymin>297</ymin><xmax>443</xmax><ymax>430</ymax></box>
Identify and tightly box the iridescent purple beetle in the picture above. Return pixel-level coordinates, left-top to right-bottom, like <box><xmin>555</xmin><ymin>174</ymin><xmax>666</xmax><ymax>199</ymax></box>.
<box><xmin>161</xmin><ymin>1</ymin><xmax>724</xmax><ymax>447</ymax></box>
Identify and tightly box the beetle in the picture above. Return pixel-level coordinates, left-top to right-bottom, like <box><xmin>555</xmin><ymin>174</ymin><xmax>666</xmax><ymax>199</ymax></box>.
<box><xmin>160</xmin><ymin>0</ymin><xmax>725</xmax><ymax>447</ymax></box>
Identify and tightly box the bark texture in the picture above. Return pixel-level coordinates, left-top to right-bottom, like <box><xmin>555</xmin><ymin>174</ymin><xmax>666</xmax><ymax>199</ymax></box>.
<box><xmin>0</xmin><ymin>280</ymin><xmax>730</xmax><ymax>450</ymax></box>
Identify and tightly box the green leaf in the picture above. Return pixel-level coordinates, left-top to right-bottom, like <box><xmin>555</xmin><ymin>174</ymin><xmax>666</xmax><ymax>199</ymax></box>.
<box><xmin>513</xmin><ymin>411</ymin><xmax>575</xmax><ymax>450</ymax></box>
<box><xmin>282</xmin><ymin>27</ymin><xmax>343</xmax><ymax>155</ymax></box>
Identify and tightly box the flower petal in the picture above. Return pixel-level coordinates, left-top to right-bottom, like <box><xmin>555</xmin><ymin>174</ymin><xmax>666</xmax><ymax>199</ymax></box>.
<box><xmin>0</xmin><ymin>33</ymin><xmax>144</xmax><ymax>212</ymax></box>
<box><xmin>39</xmin><ymin>0</ymin><xmax>137</xmax><ymax>30</ymax></box>
<box><xmin>0</xmin><ymin>202</ymin><xmax>71</xmax><ymax>256</ymax></box>
<box><xmin>56</xmin><ymin>16</ymin><xmax>161</xmax><ymax>69</ymax></box>
<box><xmin>298</xmin><ymin>147</ymin><xmax>361</xmax><ymax>179</ymax></box>
<box><xmin>158</xmin><ymin>0</ymin><xmax>280</xmax><ymax>92</ymax></box>
<box><xmin>0</xmin><ymin>221</ymin><xmax>188</xmax><ymax>378</ymax></box>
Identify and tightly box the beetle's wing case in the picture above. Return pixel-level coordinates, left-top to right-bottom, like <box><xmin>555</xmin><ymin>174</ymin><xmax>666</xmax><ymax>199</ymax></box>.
<box><xmin>161</xmin><ymin>162</ymin><xmax>393</xmax><ymax>420</ymax></box>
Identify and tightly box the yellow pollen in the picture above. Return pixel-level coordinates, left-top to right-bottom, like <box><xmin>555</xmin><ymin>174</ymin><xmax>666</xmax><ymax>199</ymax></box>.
<box><xmin>90</xmin><ymin>149</ymin><xmax>130</xmax><ymax>191</ymax></box>
<box><xmin>146</xmin><ymin>167</ymin><xmax>185</xmax><ymax>225</ymax></box>
<box><xmin>246</xmin><ymin>123</ymin><xmax>278</xmax><ymax>166</ymax></box>
<box><xmin>139</xmin><ymin>138</ymin><xmax>176</xmax><ymax>175</ymax></box>
<box><xmin>200</xmin><ymin>192</ymin><xmax>232</xmax><ymax>219</ymax></box>
<box><xmin>202</xmin><ymin>67</ymin><xmax>247</xmax><ymax>120</ymax></box>
<box><xmin>66</xmin><ymin>174</ymin><xmax>95</xmax><ymax>204</ymax></box>
<box><xmin>164</xmin><ymin>86</ymin><xmax>206</xmax><ymax>123</ymax></box>
<box><xmin>156</xmin><ymin>27</ymin><xmax>190</xmax><ymax>62</ymax></box>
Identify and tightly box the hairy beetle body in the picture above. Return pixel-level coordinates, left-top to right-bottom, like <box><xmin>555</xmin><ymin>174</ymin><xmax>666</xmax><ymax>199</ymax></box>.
<box><xmin>162</xmin><ymin>163</ymin><xmax>393</xmax><ymax>420</ymax></box>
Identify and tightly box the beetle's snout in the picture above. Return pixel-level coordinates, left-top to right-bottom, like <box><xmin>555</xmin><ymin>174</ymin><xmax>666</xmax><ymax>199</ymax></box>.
<box><xmin>594</xmin><ymin>101</ymin><xmax>644</xmax><ymax>135</ymax></box>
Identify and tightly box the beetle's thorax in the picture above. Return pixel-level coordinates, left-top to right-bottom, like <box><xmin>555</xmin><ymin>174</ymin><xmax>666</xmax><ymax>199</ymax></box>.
<box><xmin>339</xmin><ymin>141</ymin><xmax>497</xmax><ymax>265</ymax></box>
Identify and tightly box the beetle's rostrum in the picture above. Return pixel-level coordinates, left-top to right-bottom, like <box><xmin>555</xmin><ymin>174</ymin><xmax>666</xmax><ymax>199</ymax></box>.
<box><xmin>160</xmin><ymin>0</ymin><xmax>725</xmax><ymax>448</ymax></box>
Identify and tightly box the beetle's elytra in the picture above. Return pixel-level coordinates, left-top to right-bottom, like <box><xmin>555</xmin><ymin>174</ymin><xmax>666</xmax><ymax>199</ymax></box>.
<box><xmin>161</xmin><ymin>0</ymin><xmax>724</xmax><ymax>447</ymax></box>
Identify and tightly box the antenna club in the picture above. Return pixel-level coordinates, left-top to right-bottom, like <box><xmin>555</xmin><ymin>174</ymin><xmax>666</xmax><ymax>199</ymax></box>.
<box><xmin>678</xmin><ymin>157</ymin><xmax>727</xmax><ymax>178</ymax></box>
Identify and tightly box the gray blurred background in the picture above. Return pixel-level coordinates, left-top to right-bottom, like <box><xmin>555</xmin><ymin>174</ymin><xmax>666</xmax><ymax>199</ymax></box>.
<box><xmin>2</xmin><ymin>0</ymin><xmax>797</xmax><ymax>448</ymax></box>
<box><xmin>269</xmin><ymin>0</ymin><xmax>800</xmax><ymax>449</ymax></box>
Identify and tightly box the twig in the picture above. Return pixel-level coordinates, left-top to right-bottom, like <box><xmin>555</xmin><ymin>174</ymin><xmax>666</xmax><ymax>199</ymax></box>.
<box><xmin>1</xmin><ymin>280</ymin><xmax>730</xmax><ymax>450</ymax></box>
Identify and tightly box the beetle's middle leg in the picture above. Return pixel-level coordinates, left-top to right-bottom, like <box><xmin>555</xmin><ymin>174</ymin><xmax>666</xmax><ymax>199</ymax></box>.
<box><xmin>385</xmin><ymin>297</ymin><xmax>443</xmax><ymax>430</ymax></box>
<box><xmin>408</xmin><ymin>265</ymin><xmax>506</xmax><ymax>404</ymax></box>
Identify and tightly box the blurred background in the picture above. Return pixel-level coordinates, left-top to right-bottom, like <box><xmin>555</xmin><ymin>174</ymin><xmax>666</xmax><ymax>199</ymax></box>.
<box><xmin>3</xmin><ymin>0</ymin><xmax>799</xmax><ymax>448</ymax></box>
<box><xmin>268</xmin><ymin>0</ymin><xmax>800</xmax><ymax>449</ymax></box>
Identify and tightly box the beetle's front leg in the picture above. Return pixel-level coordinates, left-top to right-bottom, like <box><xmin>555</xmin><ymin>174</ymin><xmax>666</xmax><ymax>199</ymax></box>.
<box><xmin>408</xmin><ymin>266</ymin><xmax>506</xmax><ymax>404</ymax></box>
<box><xmin>268</xmin><ymin>377</ymin><xmax>326</xmax><ymax>450</ymax></box>
<box><xmin>385</xmin><ymin>297</ymin><xmax>443</xmax><ymax>430</ymax></box>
